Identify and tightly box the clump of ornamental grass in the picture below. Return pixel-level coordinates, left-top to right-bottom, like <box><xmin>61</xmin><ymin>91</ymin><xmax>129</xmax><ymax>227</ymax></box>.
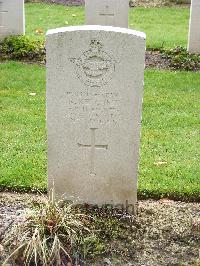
<box><xmin>2</xmin><ymin>194</ymin><xmax>91</xmax><ymax>266</ymax></box>
<box><xmin>2</xmin><ymin>195</ymin><xmax>137</xmax><ymax>265</ymax></box>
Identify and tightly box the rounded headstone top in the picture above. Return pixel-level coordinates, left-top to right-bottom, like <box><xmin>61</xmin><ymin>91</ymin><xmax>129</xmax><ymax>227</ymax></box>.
<box><xmin>46</xmin><ymin>25</ymin><xmax>146</xmax><ymax>40</ymax></box>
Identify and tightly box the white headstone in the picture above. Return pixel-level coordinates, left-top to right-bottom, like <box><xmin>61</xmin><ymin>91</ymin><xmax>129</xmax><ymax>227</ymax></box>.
<box><xmin>85</xmin><ymin>0</ymin><xmax>129</xmax><ymax>28</ymax></box>
<box><xmin>188</xmin><ymin>0</ymin><xmax>200</xmax><ymax>54</ymax></box>
<box><xmin>46</xmin><ymin>26</ymin><xmax>146</xmax><ymax>208</ymax></box>
<box><xmin>0</xmin><ymin>0</ymin><xmax>25</xmax><ymax>40</ymax></box>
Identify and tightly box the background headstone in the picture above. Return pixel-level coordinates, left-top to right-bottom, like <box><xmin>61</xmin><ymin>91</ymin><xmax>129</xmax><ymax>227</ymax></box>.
<box><xmin>188</xmin><ymin>0</ymin><xmax>200</xmax><ymax>54</ymax></box>
<box><xmin>85</xmin><ymin>0</ymin><xmax>129</xmax><ymax>28</ymax></box>
<box><xmin>0</xmin><ymin>0</ymin><xmax>25</xmax><ymax>40</ymax></box>
<box><xmin>46</xmin><ymin>25</ymin><xmax>146</xmax><ymax>207</ymax></box>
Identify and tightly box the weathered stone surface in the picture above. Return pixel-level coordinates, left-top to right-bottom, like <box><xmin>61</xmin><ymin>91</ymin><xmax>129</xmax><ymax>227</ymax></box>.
<box><xmin>85</xmin><ymin>0</ymin><xmax>129</xmax><ymax>28</ymax></box>
<box><xmin>0</xmin><ymin>0</ymin><xmax>25</xmax><ymax>40</ymax></box>
<box><xmin>46</xmin><ymin>25</ymin><xmax>146</xmax><ymax>207</ymax></box>
<box><xmin>188</xmin><ymin>0</ymin><xmax>200</xmax><ymax>54</ymax></box>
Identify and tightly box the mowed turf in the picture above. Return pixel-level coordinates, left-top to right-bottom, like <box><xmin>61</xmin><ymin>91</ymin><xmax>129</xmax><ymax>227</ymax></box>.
<box><xmin>25</xmin><ymin>3</ymin><xmax>189</xmax><ymax>49</ymax></box>
<box><xmin>0</xmin><ymin>62</ymin><xmax>46</xmax><ymax>190</ymax></box>
<box><xmin>0</xmin><ymin>62</ymin><xmax>199</xmax><ymax>200</ymax></box>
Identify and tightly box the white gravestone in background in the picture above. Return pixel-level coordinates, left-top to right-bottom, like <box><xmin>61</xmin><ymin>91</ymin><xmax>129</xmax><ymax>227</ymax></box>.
<box><xmin>85</xmin><ymin>0</ymin><xmax>129</xmax><ymax>28</ymax></box>
<box><xmin>46</xmin><ymin>26</ymin><xmax>146</xmax><ymax>208</ymax></box>
<box><xmin>188</xmin><ymin>0</ymin><xmax>200</xmax><ymax>54</ymax></box>
<box><xmin>0</xmin><ymin>0</ymin><xmax>25</xmax><ymax>40</ymax></box>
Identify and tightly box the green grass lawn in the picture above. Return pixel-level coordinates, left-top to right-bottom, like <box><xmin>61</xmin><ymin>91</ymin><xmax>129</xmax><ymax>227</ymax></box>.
<box><xmin>0</xmin><ymin>62</ymin><xmax>46</xmax><ymax>190</ymax></box>
<box><xmin>25</xmin><ymin>3</ymin><xmax>189</xmax><ymax>49</ymax></box>
<box><xmin>0</xmin><ymin>62</ymin><xmax>199</xmax><ymax>200</ymax></box>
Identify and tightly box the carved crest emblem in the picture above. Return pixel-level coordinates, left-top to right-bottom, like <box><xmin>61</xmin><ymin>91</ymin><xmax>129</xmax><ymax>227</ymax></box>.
<box><xmin>69</xmin><ymin>40</ymin><xmax>115</xmax><ymax>87</ymax></box>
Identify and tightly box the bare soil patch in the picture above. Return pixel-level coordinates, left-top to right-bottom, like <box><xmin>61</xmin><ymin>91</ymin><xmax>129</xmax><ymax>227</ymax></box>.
<box><xmin>146</xmin><ymin>50</ymin><xmax>172</xmax><ymax>70</ymax></box>
<box><xmin>130</xmin><ymin>0</ymin><xmax>190</xmax><ymax>8</ymax></box>
<box><xmin>0</xmin><ymin>192</ymin><xmax>199</xmax><ymax>265</ymax></box>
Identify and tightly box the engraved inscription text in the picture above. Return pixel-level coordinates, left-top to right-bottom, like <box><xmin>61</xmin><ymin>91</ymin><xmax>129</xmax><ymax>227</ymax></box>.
<box><xmin>65</xmin><ymin>91</ymin><xmax>121</xmax><ymax>125</ymax></box>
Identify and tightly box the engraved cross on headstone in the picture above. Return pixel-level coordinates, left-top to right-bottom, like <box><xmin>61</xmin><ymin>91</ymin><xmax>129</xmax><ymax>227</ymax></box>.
<box><xmin>99</xmin><ymin>0</ymin><xmax>114</xmax><ymax>24</ymax></box>
<box><xmin>78</xmin><ymin>128</ymin><xmax>108</xmax><ymax>176</ymax></box>
<box><xmin>0</xmin><ymin>2</ymin><xmax>8</xmax><ymax>29</ymax></box>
